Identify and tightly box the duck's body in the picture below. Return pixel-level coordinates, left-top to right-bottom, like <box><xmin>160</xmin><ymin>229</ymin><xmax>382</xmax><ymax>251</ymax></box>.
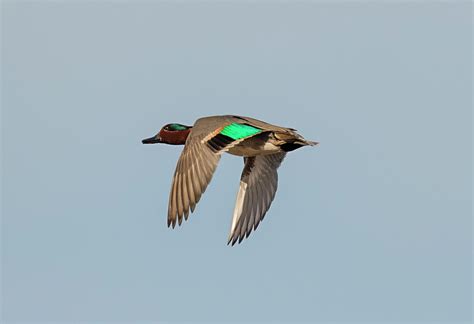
<box><xmin>142</xmin><ymin>115</ymin><xmax>317</xmax><ymax>245</ymax></box>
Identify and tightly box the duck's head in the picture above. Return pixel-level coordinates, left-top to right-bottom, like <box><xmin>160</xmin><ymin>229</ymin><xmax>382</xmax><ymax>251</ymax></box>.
<box><xmin>142</xmin><ymin>123</ymin><xmax>192</xmax><ymax>145</ymax></box>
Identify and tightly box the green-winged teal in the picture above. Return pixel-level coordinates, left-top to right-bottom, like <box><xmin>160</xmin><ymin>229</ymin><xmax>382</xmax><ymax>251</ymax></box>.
<box><xmin>142</xmin><ymin>115</ymin><xmax>318</xmax><ymax>245</ymax></box>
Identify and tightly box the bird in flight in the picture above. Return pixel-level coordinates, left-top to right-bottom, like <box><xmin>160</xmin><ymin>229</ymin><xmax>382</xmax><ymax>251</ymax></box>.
<box><xmin>142</xmin><ymin>115</ymin><xmax>318</xmax><ymax>245</ymax></box>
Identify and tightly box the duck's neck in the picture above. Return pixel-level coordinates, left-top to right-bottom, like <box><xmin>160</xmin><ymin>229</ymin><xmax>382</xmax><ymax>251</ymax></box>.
<box><xmin>159</xmin><ymin>128</ymin><xmax>191</xmax><ymax>145</ymax></box>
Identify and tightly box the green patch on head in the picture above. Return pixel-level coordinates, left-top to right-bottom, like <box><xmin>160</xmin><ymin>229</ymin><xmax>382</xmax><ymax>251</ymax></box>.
<box><xmin>168</xmin><ymin>124</ymin><xmax>188</xmax><ymax>131</ymax></box>
<box><xmin>220</xmin><ymin>123</ymin><xmax>262</xmax><ymax>140</ymax></box>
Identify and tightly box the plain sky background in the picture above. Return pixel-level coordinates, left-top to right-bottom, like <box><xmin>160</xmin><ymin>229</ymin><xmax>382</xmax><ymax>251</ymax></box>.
<box><xmin>1</xmin><ymin>1</ymin><xmax>472</xmax><ymax>323</ymax></box>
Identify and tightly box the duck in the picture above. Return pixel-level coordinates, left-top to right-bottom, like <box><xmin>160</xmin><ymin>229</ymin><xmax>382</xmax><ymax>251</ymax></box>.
<box><xmin>142</xmin><ymin>115</ymin><xmax>318</xmax><ymax>245</ymax></box>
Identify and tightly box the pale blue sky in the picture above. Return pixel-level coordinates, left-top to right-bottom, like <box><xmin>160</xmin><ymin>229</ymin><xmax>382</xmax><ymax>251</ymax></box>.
<box><xmin>1</xmin><ymin>1</ymin><xmax>472</xmax><ymax>323</ymax></box>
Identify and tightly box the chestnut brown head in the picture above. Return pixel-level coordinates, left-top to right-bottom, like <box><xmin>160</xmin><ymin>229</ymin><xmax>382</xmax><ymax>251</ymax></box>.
<box><xmin>142</xmin><ymin>123</ymin><xmax>192</xmax><ymax>145</ymax></box>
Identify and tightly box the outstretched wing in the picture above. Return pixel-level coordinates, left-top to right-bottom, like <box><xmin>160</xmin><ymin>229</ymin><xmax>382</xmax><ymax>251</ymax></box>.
<box><xmin>228</xmin><ymin>152</ymin><xmax>286</xmax><ymax>245</ymax></box>
<box><xmin>167</xmin><ymin>131</ymin><xmax>223</xmax><ymax>228</ymax></box>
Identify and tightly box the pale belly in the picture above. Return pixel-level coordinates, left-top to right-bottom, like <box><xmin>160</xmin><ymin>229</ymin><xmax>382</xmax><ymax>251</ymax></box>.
<box><xmin>227</xmin><ymin>141</ymin><xmax>281</xmax><ymax>157</ymax></box>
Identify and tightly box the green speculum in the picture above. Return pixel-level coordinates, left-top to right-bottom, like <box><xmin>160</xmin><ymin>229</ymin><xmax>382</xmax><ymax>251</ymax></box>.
<box><xmin>219</xmin><ymin>123</ymin><xmax>262</xmax><ymax>140</ymax></box>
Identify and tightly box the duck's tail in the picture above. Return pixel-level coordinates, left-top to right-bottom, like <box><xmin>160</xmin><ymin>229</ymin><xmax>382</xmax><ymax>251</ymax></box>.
<box><xmin>291</xmin><ymin>133</ymin><xmax>319</xmax><ymax>147</ymax></box>
<box><xmin>274</xmin><ymin>132</ymin><xmax>318</xmax><ymax>152</ymax></box>
<box><xmin>306</xmin><ymin>140</ymin><xmax>319</xmax><ymax>146</ymax></box>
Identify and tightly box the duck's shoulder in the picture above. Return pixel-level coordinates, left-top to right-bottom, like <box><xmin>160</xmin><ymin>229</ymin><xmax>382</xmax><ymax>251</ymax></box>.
<box><xmin>194</xmin><ymin>115</ymin><xmax>243</xmax><ymax>125</ymax></box>
<box><xmin>191</xmin><ymin>115</ymin><xmax>242</xmax><ymax>135</ymax></box>
<box><xmin>191</xmin><ymin>115</ymin><xmax>295</xmax><ymax>138</ymax></box>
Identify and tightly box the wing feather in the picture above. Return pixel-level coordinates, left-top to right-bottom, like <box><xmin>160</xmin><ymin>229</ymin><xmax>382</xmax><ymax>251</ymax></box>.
<box><xmin>228</xmin><ymin>152</ymin><xmax>286</xmax><ymax>245</ymax></box>
<box><xmin>167</xmin><ymin>131</ymin><xmax>222</xmax><ymax>228</ymax></box>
